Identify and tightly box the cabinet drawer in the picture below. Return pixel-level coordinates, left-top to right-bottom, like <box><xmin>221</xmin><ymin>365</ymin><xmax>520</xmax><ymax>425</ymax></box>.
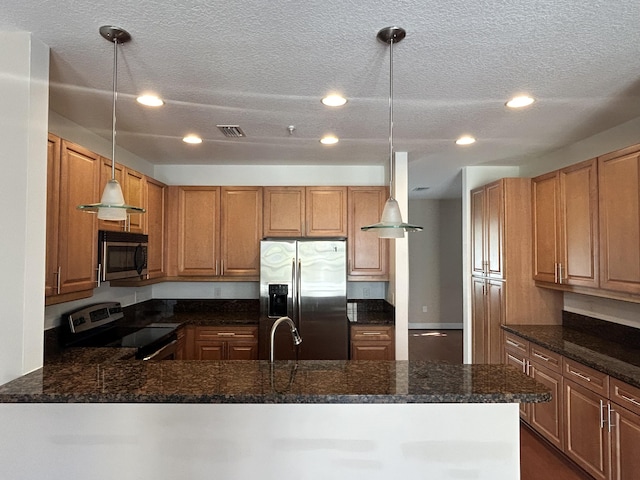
<box><xmin>610</xmin><ymin>378</ymin><xmax>640</xmax><ymax>417</ymax></box>
<box><xmin>529</xmin><ymin>344</ymin><xmax>562</xmax><ymax>373</ymax></box>
<box><xmin>351</xmin><ymin>325</ymin><xmax>394</xmax><ymax>341</ymax></box>
<box><xmin>563</xmin><ymin>358</ymin><xmax>609</xmax><ymax>395</ymax></box>
<box><xmin>503</xmin><ymin>332</ymin><xmax>529</xmax><ymax>355</ymax></box>
<box><xmin>195</xmin><ymin>326</ymin><xmax>258</xmax><ymax>341</ymax></box>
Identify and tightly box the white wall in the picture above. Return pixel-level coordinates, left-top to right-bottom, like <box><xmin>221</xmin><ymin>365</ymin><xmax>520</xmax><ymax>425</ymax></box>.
<box><xmin>0</xmin><ymin>33</ymin><xmax>49</xmax><ymax>384</ymax></box>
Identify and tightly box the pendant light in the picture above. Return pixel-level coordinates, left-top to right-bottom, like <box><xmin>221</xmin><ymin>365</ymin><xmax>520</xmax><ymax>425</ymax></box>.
<box><xmin>77</xmin><ymin>26</ymin><xmax>145</xmax><ymax>220</ymax></box>
<box><xmin>361</xmin><ymin>26</ymin><xmax>422</xmax><ymax>238</ymax></box>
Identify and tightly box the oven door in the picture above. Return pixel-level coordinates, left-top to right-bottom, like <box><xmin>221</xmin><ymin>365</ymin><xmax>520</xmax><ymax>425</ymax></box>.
<box><xmin>142</xmin><ymin>339</ymin><xmax>178</xmax><ymax>361</ymax></box>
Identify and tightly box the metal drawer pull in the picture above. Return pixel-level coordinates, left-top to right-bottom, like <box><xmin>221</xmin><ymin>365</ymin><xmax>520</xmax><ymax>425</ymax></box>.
<box><xmin>506</xmin><ymin>340</ymin><xmax>522</xmax><ymax>348</ymax></box>
<box><xmin>569</xmin><ymin>369</ymin><xmax>592</xmax><ymax>382</ymax></box>
<box><xmin>533</xmin><ymin>352</ymin><xmax>550</xmax><ymax>362</ymax></box>
<box><xmin>620</xmin><ymin>394</ymin><xmax>640</xmax><ymax>407</ymax></box>
<box><xmin>217</xmin><ymin>332</ymin><xmax>236</xmax><ymax>337</ymax></box>
<box><xmin>362</xmin><ymin>332</ymin><xmax>382</xmax><ymax>335</ymax></box>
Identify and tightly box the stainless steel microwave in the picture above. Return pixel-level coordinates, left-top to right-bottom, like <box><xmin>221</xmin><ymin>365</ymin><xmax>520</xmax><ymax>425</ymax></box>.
<box><xmin>98</xmin><ymin>230</ymin><xmax>148</xmax><ymax>282</ymax></box>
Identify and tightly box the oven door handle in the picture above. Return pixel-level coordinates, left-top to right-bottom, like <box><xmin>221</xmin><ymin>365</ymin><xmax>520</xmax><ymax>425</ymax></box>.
<box><xmin>142</xmin><ymin>339</ymin><xmax>178</xmax><ymax>361</ymax></box>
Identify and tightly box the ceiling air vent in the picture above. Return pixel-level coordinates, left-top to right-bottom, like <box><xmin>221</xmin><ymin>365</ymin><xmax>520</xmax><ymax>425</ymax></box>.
<box><xmin>217</xmin><ymin>125</ymin><xmax>246</xmax><ymax>138</ymax></box>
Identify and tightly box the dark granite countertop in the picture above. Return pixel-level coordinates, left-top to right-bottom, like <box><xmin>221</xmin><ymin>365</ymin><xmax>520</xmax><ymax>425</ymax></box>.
<box><xmin>347</xmin><ymin>299</ymin><xmax>395</xmax><ymax>325</ymax></box>
<box><xmin>502</xmin><ymin>318</ymin><xmax>640</xmax><ymax>389</ymax></box>
<box><xmin>0</xmin><ymin>360</ymin><xmax>549</xmax><ymax>404</ymax></box>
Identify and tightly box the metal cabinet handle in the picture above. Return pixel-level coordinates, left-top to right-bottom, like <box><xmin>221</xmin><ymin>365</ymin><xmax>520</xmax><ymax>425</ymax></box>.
<box><xmin>620</xmin><ymin>394</ymin><xmax>640</xmax><ymax>407</ymax></box>
<box><xmin>533</xmin><ymin>352</ymin><xmax>550</xmax><ymax>362</ymax></box>
<box><xmin>525</xmin><ymin>360</ymin><xmax>531</xmax><ymax>376</ymax></box>
<box><xmin>96</xmin><ymin>265</ymin><xmax>101</xmax><ymax>288</ymax></box>
<box><xmin>217</xmin><ymin>332</ymin><xmax>235</xmax><ymax>337</ymax></box>
<box><xmin>558</xmin><ymin>263</ymin><xmax>564</xmax><ymax>284</ymax></box>
<box><xmin>608</xmin><ymin>403</ymin><xmax>615</xmax><ymax>433</ymax></box>
<box><xmin>362</xmin><ymin>331</ymin><xmax>382</xmax><ymax>336</ymax></box>
<box><xmin>54</xmin><ymin>266</ymin><xmax>61</xmax><ymax>294</ymax></box>
<box><xmin>506</xmin><ymin>339</ymin><xmax>523</xmax><ymax>349</ymax></box>
<box><xmin>569</xmin><ymin>369</ymin><xmax>592</xmax><ymax>382</ymax></box>
<box><xmin>221</xmin><ymin>259</ymin><xmax>224</xmax><ymax>276</ymax></box>
<box><xmin>554</xmin><ymin>263</ymin><xmax>558</xmax><ymax>283</ymax></box>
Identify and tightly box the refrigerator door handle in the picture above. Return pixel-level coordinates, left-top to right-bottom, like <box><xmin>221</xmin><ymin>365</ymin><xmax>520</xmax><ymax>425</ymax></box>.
<box><xmin>291</xmin><ymin>258</ymin><xmax>297</xmax><ymax>320</ymax></box>
<box><xmin>297</xmin><ymin>259</ymin><xmax>302</xmax><ymax>322</ymax></box>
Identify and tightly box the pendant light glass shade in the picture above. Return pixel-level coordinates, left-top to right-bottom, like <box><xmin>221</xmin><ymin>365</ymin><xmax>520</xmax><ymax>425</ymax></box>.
<box><xmin>361</xmin><ymin>26</ymin><xmax>422</xmax><ymax>238</ymax></box>
<box><xmin>77</xmin><ymin>26</ymin><xmax>145</xmax><ymax>219</ymax></box>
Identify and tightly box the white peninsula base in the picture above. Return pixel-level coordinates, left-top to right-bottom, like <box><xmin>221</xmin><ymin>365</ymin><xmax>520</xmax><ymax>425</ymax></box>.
<box><xmin>1</xmin><ymin>403</ymin><xmax>520</xmax><ymax>479</ymax></box>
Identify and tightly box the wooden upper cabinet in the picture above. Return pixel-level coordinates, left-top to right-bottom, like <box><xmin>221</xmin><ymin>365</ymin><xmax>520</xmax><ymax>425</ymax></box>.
<box><xmin>263</xmin><ymin>186</ymin><xmax>347</xmax><ymax>237</ymax></box>
<box><xmin>146</xmin><ymin>177</ymin><xmax>167</xmax><ymax>279</ymax></box>
<box><xmin>470</xmin><ymin>180</ymin><xmax>504</xmax><ymax>279</ymax></box>
<box><xmin>532</xmin><ymin>158</ymin><xmax>598</xmax><ymax>288</ymax></box>
<box><xmin>123</xmin><ymin>168</ymin><xmax>146</xmax><ymax>233</ymax></box>
<box><xmin>56</xmin><ymin>140</ymin><xmax>100</xmax><ymax>294</ymax></box>
<box><xmin>598</xmin><ymin>146</ymin><xmax>640</xmax><ymax>294</ymax></box>
<box><xmin>263</xmin><ymin>186</ymin><xmax>305</xmax><ymax>237</ymax></box>
<box><xmin>306</xmin><ymin>186</ymin><xmax>347</xmax><ymax>237</ymax></box>
<box><xmin>175</xmin><ymin>186</ymin><xmax>220</xmax><ymax>276</ymax></box>
<box><xmin>347</xmin><ymin>186</ymin><xmax>388</xmax><ymax>279</ymax></box>
<box><xmin>97</xmin><ymin>157</ymin><xmax>125</xmax><ymax>232</ymax></box>
<box><xmin>220</xmin><ymin>186</ymin><xmax>262</xmax><ymax>278</ymax></box>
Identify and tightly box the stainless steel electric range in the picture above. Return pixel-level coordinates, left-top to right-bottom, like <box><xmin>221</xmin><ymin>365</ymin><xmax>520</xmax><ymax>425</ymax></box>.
<box><xmin>61</xmin><ymin>302</ymin><xmax>179</xmax><ymax>360</ymax></box>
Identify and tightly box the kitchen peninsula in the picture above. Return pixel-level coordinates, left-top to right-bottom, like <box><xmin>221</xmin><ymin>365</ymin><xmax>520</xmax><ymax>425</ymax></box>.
<box><xmin>0</xmin><ymin>360</ymin><xmax>548</xmax><ymax>480</ymax></box>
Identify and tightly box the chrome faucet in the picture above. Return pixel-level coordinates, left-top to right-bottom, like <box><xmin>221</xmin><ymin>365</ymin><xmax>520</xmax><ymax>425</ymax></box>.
<box><xmin>270</xmin><ymin>316</ymin><xmax>302</xmax><ymax>362</ymax></box>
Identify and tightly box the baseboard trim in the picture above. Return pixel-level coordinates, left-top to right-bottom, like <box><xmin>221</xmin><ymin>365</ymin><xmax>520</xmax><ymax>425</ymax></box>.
<box><xmin>408</xmin><ymin>323</ymin><xmax>463</xmax><ymax>330</ymax></box>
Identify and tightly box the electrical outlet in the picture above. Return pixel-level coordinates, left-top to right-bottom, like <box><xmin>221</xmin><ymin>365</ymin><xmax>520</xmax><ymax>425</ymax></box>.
<box><xmin>422</xmin><ymin>306</ymin><xmax>428</xmax><ymax>313</ymax></box>
<box><xmin>363</xmin><ymin>288</ymin><xmax>370</xmax><ymax>298</ymax></box>
<box><xmin>214</xmin><ymin>287</ymin><xmax>221</xmax><ymax>297</ymax></box>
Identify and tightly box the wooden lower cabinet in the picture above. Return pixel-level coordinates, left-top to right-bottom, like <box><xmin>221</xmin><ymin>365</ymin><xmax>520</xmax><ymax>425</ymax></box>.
<box><xmin>472</xmin><ymin>277</ymin><xmax>504</xmax><ymax>364</ymax></box>
<box><xmin>350</xmin><ymin>325</ymin><xmax>395</xmax><ymax>360</ymax></box>
<box><xmin>564</xmin><ymin>379</ymin><xmax>610</xmax><ymax>480</ymax></box>
<box><xmin>184</xmin><ymin>325</ymin><xmax>258</xmax><ymax>360</ymax></box>
<box><xmin>505</xmin><ymin>331</ymin><xmax>640</xmax><ymax>480</ymax></box>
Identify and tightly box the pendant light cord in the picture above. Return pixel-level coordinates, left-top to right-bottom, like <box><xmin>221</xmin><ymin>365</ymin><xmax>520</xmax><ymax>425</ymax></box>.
<box><xmin>110</xmin><ymin>37</ymin><xmax>118</xmax><ymax>181</ymax></box>
<box><xmin>388</xmin><ymin>36</ymin><xmax>395</xmax><ymax>198</ymax></box>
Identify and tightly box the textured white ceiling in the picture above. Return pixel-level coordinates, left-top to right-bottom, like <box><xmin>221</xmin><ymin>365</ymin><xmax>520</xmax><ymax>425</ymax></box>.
<box><xmin>3</xmin><ymin>0</ymin><xmax>640</xmax><ymax>198</ymax></box>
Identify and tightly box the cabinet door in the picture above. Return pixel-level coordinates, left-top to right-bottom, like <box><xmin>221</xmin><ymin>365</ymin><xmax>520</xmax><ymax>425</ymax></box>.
<box><xmin>532</xmin><ymin>171</ymin><xmax>561</xmax><ymax>283</ymax></box>
<box><xmin>530</xmin><ymin>362</ymin><xmax>564</xmax><ymax>450</ymax></box>
<box><xmin>471</xmin><ymin>277</ymin><xmax>488</xmax><ymax>364</ymax></box>
<box><xmin>97</xmin><ymin>157</ymin><xmax>125</xmax><ymax>232</ymax></box>
<box><xmin>194</xmin><ymin>341</ymin><xmax>225</xmax><ymax>360</ymax></box>
<box><xmin>347</xmin><ymin>187</ymin><xmax>389</xmax><ymax>279</ymax></box>
<box><xmin>611</xmin><ymin>404</ymin><xmax>640</xmax><ymax>480</ymax></box>
<box><xmin>485</xmin><ymin>181</ymin><xmax>504</xmax><ymax>279</ymax></box>
<box><xmin>598</xmin><ymin>148</ymin><xmax>640</xmax><ymax>294</ymax></box>
<box><xmin>559</xmin><ymin>158</ymin><xmax>599</xmax><ymax>287</ymax></box>
<box><xmin>503</xmin><ymin>347</ymin><xmax>529</xmax><ymax>420</ymax></box>
<box><xmin>45</xmin><ymin>134</ymin><xmax>61</xmax><ymax>297</ymax></box>
<box><xmin>220</xmin><ymin>187</ymin><xmax>262</xmax><ymax>277</ymax></box>
<box><xmin>306</xmin><ymin>186</ymin><xmax>347</xmax><ymax>237</ymax></box>
<box><xmin>263</xmin><ymin>186</ymin><xmax>305</xmax><ymax>237</ymax></box>
<box><xmin>58</xmin><ymin>140</ymin><xmax>100</xmax><ymax>294</ymax></box>
<box><xmin>227</xmin><ymin>341</ymin><xmax>258</xmax><ymax>360</ymax></box>
<box><xmin>486</xmin><ymin>279</ymin><xmax>504</xmax><ymax>364</ymax></box>
<box><xmin>146</xmin><ymin>177</ymin><xmax>166</xmax><ymax>279</ymax></box>
<box><xmin>470</xmin><ymin>186</ymin><xmax>486</xmax><ymax>276</ymax></box>
<box><xmin>176</xmin><ymin>187</ymin><xmax>220</xmax><ymax>276</ymax></box>
<box><xmin>564</xmin><ymin>379</ymin><xmax>610</xmax><ymax>480</ymax></box>
<box><xmin>123</xmin><ymin>168</ymin><xmax>146</xmax><ymax>234</ymax></box>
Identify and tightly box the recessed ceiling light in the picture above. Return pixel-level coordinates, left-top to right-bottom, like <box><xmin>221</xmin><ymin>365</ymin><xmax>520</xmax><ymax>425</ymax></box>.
<box><xmin>321</xmin><ymin>95</ymin><xmax>347</xmax><ymax>107</ymax></box>
<box><xmin>183</xmin><ymin>135</ymin><xmax>202</xmax><ymax>144</ymax></box>
<box><xmin>320</xmin><ymin>135</ymin><xmax>339</xmax><ymax>145</ymax></box>
<box><xmin>136</xmin><ymin>94</ymin><xmax>164</xmax><ymax>107</ymax></box>
<box><xmin>456</xmin><ymin>135</ymin><xmax>476</xmax><ymax>146</ymax></box>
<box><xmin>506</xmin><ymin>95</ymin><xmax>535</xmax><ymax>108</ymax></box>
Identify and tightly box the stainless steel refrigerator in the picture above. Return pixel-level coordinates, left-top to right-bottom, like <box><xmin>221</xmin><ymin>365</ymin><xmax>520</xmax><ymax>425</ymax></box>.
<box><xmin>259</xmin><ymin>239</ymin><xmax>348</xmax><ymax>360</ymax></box>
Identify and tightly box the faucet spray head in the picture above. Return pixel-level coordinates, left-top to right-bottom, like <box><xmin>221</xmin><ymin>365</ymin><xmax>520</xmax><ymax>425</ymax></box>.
<box><xmin>291</xmin><ymin>327</ymin><xmax>303</xmax><ymax>346</ymax></box>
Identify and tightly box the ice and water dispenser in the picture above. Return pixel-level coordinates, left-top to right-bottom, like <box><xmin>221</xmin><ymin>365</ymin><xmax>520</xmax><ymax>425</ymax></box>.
<box><xmin>268</xmin><ymin>284</ymin><xmax>289</xmax><ymax>317</ymax></box>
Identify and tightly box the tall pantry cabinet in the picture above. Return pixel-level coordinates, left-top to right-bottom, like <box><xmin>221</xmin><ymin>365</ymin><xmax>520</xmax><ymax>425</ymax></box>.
<box><xmin>470</xmin><ymin>178</ymin><xmax>561</xmax><ymax>364</ymax></box>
